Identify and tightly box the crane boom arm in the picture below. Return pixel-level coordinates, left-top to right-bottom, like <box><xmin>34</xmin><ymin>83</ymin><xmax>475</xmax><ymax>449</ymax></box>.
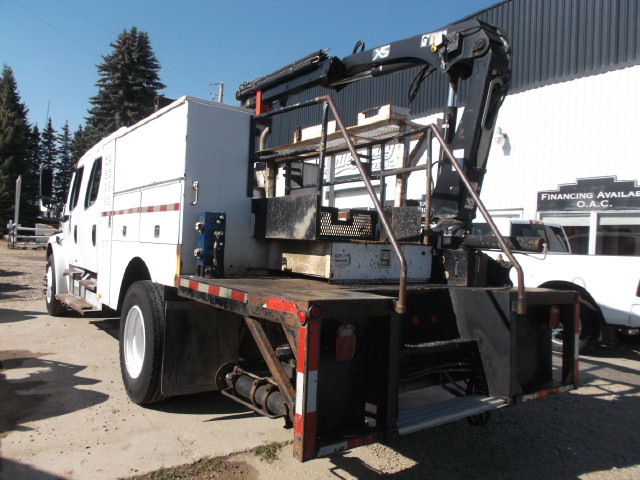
<box><xmin>236</xmin><ymin>19</ymin><xmax>510</xmax><ymax>232</ymax></box>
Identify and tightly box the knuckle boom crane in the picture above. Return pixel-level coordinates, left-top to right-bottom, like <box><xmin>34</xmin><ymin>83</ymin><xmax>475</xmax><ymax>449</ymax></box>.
<box><xmin>47</xmin><ymin>19</ymin><xmax>580</xmax><ymax>462</ymax></box>
<box><xmin>237</xmin><ymin>19</ymin><xmax>510</xmax><ymax>244</ymax></box>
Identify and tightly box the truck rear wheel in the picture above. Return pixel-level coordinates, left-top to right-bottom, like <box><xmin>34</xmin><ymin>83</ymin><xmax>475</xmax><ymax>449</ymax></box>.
<box><xmin>119</xmin><ymin>280</ymin><xmax>166</xmax><ymax>405</ymax></box>
<box><xmin>45</xmin><ymin>254</ymin><xmax>66</xmax><ymax>316</ymax></box>
<box><xmin>551</xmin><ymin>297</ymin><xmax>599</xmax><ymax>354</ymax></box>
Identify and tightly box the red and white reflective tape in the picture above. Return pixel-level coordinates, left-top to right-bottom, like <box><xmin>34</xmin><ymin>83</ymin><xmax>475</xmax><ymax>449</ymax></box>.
<box><xmin>294</xmin><ymin>321</ymin><xmax>320</xmax><ymax>460</ymax></box>
<box><xmin>101</xmin><ymin>202</ymin><xmax>180</xmax><ymax>217</ymax></box>
<box><xmin>263</xmin><ymin>298</ymin><xmax>298</xmax><ymax>315</ymax></box>
<box><xmin>520</xmin><ymin>384</ymin><xmax>573</xmax><ymax>403</ymax></box>
<box><xmin>178</xmin><ymin>278</ymin><xmax>247</xmax><ymax>303</ymax></box>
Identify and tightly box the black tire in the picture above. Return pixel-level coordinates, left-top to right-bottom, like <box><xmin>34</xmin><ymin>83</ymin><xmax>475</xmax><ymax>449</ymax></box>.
<box><xmin>45</xmin><ymin>254</ymin><xmax>66</xmax><ymax>316</ymax></box>
<box><xmin>551</xmin><ymin>297</ymin><xmax>599</xmax><ymax>354</ymax></box>
<box><xmin>119</xmin><ymin>280</ymin><xmax>166</xmax><ymax>405</ymax></box>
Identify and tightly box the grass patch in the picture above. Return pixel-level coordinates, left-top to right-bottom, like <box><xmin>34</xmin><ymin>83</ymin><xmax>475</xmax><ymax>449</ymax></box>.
<box><xmin>253</xmin><ymin>441</ymin><xmax>285</xmax><ymax>463</ymax></box>
<box><xmin>125</xmin><ymin>456</ymin><xmax>227</xmax><ymax>480</ymax></box>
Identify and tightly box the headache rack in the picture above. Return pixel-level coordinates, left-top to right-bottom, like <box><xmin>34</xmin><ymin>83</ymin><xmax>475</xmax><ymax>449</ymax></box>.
<box><xmin>250</xmin><ymin>96</ymin><xmax>527</xmax><ymax>313</ymax></box>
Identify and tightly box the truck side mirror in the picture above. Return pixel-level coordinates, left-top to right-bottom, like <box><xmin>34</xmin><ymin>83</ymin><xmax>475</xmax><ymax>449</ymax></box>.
<box><xmin>40</xmin><ymin>168</ymin><xmax>53</xmax><ymax>198</ymax></box>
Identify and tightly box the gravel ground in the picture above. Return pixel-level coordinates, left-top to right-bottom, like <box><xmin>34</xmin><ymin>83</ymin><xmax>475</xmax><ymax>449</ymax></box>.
<box><xmin>2</xmin><ymin>243</ymin><xmax>640</xmax><ymax>479</ymax></box>
<box><xmin>0</xmin><ymin>243</ymin><xmax>47</xmax><ymax>302</ymax></box>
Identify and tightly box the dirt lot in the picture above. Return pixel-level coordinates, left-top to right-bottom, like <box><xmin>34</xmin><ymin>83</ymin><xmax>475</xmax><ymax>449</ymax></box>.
<box><xmin>2</xmin><ymin>245</ymin><xmax>640</xmax><ymax>479</ymax></box>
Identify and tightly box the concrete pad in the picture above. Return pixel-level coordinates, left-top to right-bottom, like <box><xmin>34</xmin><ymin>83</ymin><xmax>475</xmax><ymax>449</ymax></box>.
<box><xmin>0</xmin><ymin>299</ymin><xmax>290</xmax><ymax>479</ymax></box>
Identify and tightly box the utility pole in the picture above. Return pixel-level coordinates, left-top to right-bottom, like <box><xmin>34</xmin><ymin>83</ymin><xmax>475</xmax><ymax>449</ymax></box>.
<box><xmin>14</xmin><ymin>176</ymin><xmax>22</xmax><ymax>225</ymax></box>
<box><xmin>210</xmin><ymin>82</ymin><xmax>224</xmax><ymax>103</ymax></box>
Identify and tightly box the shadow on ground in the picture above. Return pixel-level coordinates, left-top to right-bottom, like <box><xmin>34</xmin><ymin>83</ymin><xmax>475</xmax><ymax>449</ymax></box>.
<box><xmin>0</xmin><ymin>350</ymin><xmax>108</xmax><ymax>436</ymax></box>
<box><xmin>0</xmin><ymin>284</ymin><xmax>36</xmax><ymax>301</ymax></box>
<box><xmin>0</xmin><ymin>308</ymin><xmax>42</xmax><ymax>324</ymax></box>
<box><xmin>323</xmin><ymin>342</ymin><xmax>640</xmax><ymax>479</ymax></box>
<box><xmin>0</xmin><ymin>458</ymin><xmax>64</xmax><ymax>479</ymax></box>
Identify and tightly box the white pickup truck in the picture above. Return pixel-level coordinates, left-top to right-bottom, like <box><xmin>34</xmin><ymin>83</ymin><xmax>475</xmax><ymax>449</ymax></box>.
<box><xmin>473</xmin><ymin>219</ymin><xmax>640</xmax><ymax>351</ymax></box>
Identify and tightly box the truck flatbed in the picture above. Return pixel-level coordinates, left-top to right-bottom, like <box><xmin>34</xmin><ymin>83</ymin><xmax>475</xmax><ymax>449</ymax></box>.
<box><xmin>177</xmin><ymin>274</ymin><xmax>397</xmax><ymax>324</ymax></box>
<box><xmin>177</xmin><ymin>273</ymin><xmax>577</xmax><ymax>325</ymax></box>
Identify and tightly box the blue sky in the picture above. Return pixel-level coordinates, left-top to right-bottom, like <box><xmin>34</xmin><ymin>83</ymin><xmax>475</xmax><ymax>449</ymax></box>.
<box><xmin>1</xmin><ymin>0</ymin><xmax>497</xmax><ymax>132</ymax></box>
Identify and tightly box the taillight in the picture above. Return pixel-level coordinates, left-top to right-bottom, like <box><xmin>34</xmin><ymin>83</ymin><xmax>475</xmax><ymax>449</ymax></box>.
<box><xmin>297</xmin><ymin>304</ymin><xmax>322</xmax><ymax>325</ymax></box>
<box><xmin>549</xmin><ymin>305</ymin><xmax>561</xmax><ymax>329</ymax></box>
<box><xmin>636</xmin><ymin>280</ymin><xmax>640</xmax><ymax>297</ymax></box>
<box><xmin>308</xmin><ymin>305</ymin><xmax>322</xmax><ymax>319</ymax></box>
<box><xmin>336</xmin><ymin>324</ymin><xmax>356</xmax><ymax>362</ymax></box>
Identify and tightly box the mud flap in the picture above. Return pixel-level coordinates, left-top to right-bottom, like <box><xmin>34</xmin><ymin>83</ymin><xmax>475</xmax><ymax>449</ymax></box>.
<box><xmin>161</xmin><ymin>301</ymin><xmax>241</xmax><ymax>397</ymax></box>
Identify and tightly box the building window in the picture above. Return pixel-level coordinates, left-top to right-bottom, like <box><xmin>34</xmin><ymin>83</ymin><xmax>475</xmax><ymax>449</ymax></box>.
<box><xmin>539</xmin><ymin>214</ymin><xmax>590</xmax><ymax>254</ymax></box>
<box><xmin>597</xmin><ymin>213</ymin><xmax>640</xmax><ymax>256</ymax></box>
<box><xmin>540</xmin><ymin>212</ymin><xmax>640</xmax><ymax>256</ymax></box>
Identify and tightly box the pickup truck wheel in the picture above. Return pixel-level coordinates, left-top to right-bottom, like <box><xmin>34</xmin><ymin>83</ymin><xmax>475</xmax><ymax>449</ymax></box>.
<box><xmin>45</xmin><ymin>254</ymin><xmax>66</xmax><ymax>316</ymax></box>
<box><xmin>551</xmin><ymin>297</ymin><xmax>598</xmax><ymax>354</ymax></box>
<box><xmin>119</xmin><ymin>280</ymin><xmax>166</xmax><ymax>405</ymax></box>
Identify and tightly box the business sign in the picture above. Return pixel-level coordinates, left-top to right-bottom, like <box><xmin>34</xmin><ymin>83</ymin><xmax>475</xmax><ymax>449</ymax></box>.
<box><xmin>538</xmin><ymin>176</ymin><xmax>640</xmax><ymax>211</ymax></box>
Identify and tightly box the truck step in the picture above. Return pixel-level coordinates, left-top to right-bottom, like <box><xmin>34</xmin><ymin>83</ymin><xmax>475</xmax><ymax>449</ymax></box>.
<box><xmin>63</xmin><ymin>268</ymin><xmax>84</xmax><ymax>278</ymax></box>
<box><xmin>79</xmin><ymin>278</ymin><xmax>97</xmax><ymax>292</ymax></box>
<box><xmin>397</xmin><ymin>395</ymin><xmax>507</xmax><ymax>435</ymax></box>
<box><xmin>55</xmin><ymin>293</ymin><xmax>99</xmax><ymax>315</ymax></box>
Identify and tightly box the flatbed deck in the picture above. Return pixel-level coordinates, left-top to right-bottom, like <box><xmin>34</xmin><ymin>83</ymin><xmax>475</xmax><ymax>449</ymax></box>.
<box><xmin>176</xmin><ymin>274</ymin><xmax>397</xmax><ymax>324</ymax></box>
<box><xmin>177</xmin><ymin>273</ymin><xmax>575</xmax><ymax>325</ymax></box>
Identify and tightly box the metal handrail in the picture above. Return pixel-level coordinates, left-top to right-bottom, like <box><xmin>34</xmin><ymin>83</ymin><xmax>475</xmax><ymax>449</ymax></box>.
<box><xmin>427</xmin><ymin>125</ymin><xmax>527</xmax><ymax>315</ymax></box>
<box><xmin>317</xmin><ymin>95</ymin><xmax>408</xmax><ymax>314</ymax></box>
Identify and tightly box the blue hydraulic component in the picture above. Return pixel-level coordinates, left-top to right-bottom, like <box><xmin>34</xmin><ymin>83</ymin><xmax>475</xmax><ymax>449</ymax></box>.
<box><xmin>195</xmin><ymin>212</ymin><xmax>226</xmax><ymax>278</ymax></box>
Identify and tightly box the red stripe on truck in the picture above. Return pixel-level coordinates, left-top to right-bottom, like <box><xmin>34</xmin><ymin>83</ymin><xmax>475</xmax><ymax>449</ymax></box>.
<box><xmin>101</xmin><ymin>202</ymin><xmax>180</xmax><ymax>216</ymax></box>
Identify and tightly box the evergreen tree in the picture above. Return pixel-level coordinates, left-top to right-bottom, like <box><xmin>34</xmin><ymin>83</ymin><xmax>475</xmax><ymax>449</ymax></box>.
<box><xmin>0</xmin><ymin>65</ymin><xmax>37</xmax><ymax>229</ymax></box>
<box><xmin>56</xmin><ymin>122</ymin><xmax>75</xmax><ymax>207</ymax></box>
<box><xmin>85</xmin><ymin>27</ymin><xmax>165</xmax><ymax>144</ymax></box>
<box><xmin>28</xmin><ymin>124</ymin><xmax>44</xmax><ymax>215</ymax></box>
<box><xmin>41</xmin><ymin>117</ymin><xmax>58</xmax><ymax>170</ymax></box>
<box><xmin>31</xmin><ymin>124</ymin><xmax>41</xmax><ymax>170</ymax></box>
<box><xmin>70</xmin><ymin>124</ymin><xmax>91</xmax><ymax>163</ymax></box>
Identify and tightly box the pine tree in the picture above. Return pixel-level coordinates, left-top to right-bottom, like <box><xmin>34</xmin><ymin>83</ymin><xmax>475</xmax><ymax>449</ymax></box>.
<box><xmin>70</xmin><ymin>124</ymin><xmax>91</xmax><ymax>164</ymax></box>
<box><xmin>85</xmin><ymin>27</ymin><xmax>165</xmax><ymax>144</ymax></box>
<box><xmin>56</xmin><ymin>122</ymin><xmax>75</xmax><ymax>208</ymax></box>
<box><xmin>31</xmin><ymin>124</ymin><xmax>41</xmax><ymax>170</ymax></box>
<box><xmin>0</xmin><ymin>65</ymin><xmax>38</xmax><ymax>229</ymax></box>
<box><xmin>41</xmin><ymin>117</ymin><xmax>58</xmax><ymax>170</ymax></box>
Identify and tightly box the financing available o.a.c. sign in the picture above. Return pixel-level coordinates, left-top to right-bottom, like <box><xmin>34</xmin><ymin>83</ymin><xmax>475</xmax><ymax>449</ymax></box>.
<box><xmin>537</xmin><ymin>176</ymin><xmax>640</xmax><ymax>211</ymax></box>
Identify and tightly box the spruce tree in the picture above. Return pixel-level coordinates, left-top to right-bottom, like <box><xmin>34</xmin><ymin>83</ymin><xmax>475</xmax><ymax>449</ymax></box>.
<box><xmin>69</xmin><ymin>124</ymin><xmax>90</xmax><ymax>164</ymax></box>
<box><xmin>56</xmin><ymin>122</ymin><xmax>75</xmax><ymax>208</ymax></box>
<box><xmin>0</xmin><ymin>65</ymin><xmax>37</xmax><ymax>229</ymax></box>
<box><xmin>41</xmin><ymin>118</ymin><xmax>58</xmax><ymax>170</ymax></box>
<box><xmin>85</xmin><ymin>27</ymin><xmax>165</xmax><ymax>144</ymax></box>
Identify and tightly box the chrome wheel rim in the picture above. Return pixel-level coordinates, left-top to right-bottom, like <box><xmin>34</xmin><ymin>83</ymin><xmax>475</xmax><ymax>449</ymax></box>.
<box><xmin>46</xmin><ymin>264</ymin><xmax>54</xmax><ymax>304</ymax></box>
<box><xmin>551</xmin><ymin>323</ymin><xmax>564</xmax><ymax>347</ymax></box>
<box><xmin>124</xmin><ymin>306</ymin><xmax>145</xmax><ymax>379</ymax></box>
<box><xmin>551</xmin><ymin>320</ymin><xmax>582</xmax><ymax>349</ymax></box>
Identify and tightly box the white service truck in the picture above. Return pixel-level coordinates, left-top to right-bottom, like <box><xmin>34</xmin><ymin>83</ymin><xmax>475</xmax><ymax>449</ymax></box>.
<box><xmin>474</xmin><ymin>218</ymin><xmax>640</xmax><ymax>351</ymax></box>
<box><xmin>44</xmin><ymin>20</ymin><xmax>581</xmax><ymax>462</ymax></box>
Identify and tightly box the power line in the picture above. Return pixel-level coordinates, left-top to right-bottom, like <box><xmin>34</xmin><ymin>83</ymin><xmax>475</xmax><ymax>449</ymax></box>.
<box><xmin>56</xmin><ymin>0</ymin><xmax>117</xmax><ymax>36</ymax></box>
<box><xmin>13</xmin><ymin>0</ymin><xmax>102</xmax><ymax>59</ymax></box>
<box><xmin>55</xmin><ymin>0</ymin><xmax>212</xmax><ymax>87</ymax></box>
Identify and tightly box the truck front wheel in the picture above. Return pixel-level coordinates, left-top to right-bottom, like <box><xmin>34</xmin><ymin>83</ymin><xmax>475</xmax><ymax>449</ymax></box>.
<box><xmin>119</xmin><ymin>280</ymin><xmax>166</xmax><ymax>405</ymax></box>
<box><xmin>45</xmin><ymin>254</ymin><xmax>66</xmax><ymax>316</ymax></box>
